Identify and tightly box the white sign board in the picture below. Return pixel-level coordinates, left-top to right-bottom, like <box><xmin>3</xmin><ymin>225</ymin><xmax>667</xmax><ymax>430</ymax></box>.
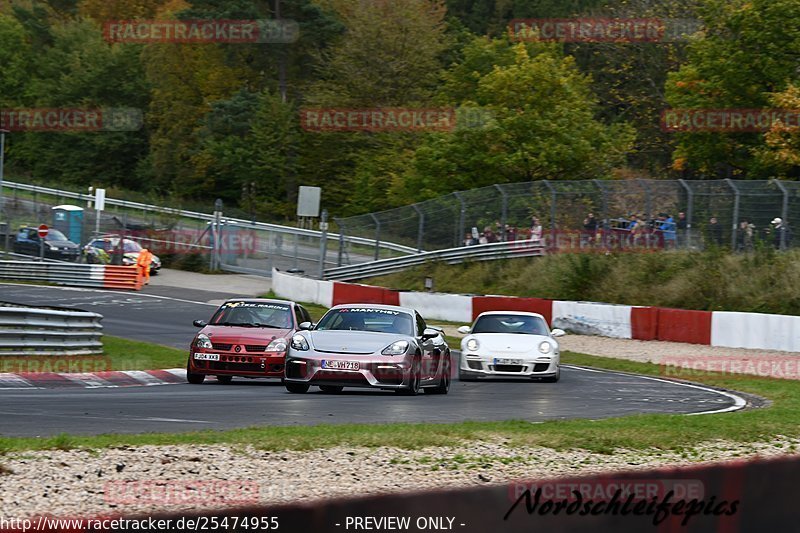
<box><xmin>94</xmin><ymin>188</ymin><xmax>106</xmax><ymax>211</ymax></box>
<box><xmin>297</xmin><ymin>186</ymin><xmax>321</xmax><ymax>217</ymax></box>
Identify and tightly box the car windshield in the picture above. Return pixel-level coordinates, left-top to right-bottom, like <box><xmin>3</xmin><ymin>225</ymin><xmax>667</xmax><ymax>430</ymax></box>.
<box><xmin>315</xmin><ymin>308</ymin><xmax>414</xmax><ymax>336</ymax></box>
<box><xmin>123</xmin><ymin>240</ymin><xmax>142</xmax><ymax>253</ymax></box>
<box><xmin>210</xmin><ymin>302</ymin><xmax>293</xmax><ymax>328</ymax></box>
<box><xmin>472</xmin><ymin>314</ymin><xmax>549</xmax><ymax>335</ymax></box>
<box><xmin>43</xmin><ymin>229</ymin><xmax>69</xmax><ymax>241</ymax></box>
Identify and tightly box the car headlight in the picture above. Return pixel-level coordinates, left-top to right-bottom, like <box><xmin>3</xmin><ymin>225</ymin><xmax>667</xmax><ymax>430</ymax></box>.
<box><xmin>266</xmin><ymin>338</ymin><xmax>288</xmax><ymax>352</ymax></box>
<box><xmin>290</xmin><ymin>334</ymin><xmax>309</xmax><ymax>351</ymax></box>
<box><xmin>195</xmin><ymin>334</ymin><xmax>212</xmax><ymax>349</ymax></box>
<box><xmin>538</xmin><ymin>341</ymin><xmax>553</xmax><ymax>354</ymax></box>
<box><xmin>382</xmin><ymin>340</ymin><xmax>409</xmax><ymax>356</ymax></box>
<box><xmin>466</xmin><ymin>338</ymin><xmax>479</xmax><ymax>352</ymax></box>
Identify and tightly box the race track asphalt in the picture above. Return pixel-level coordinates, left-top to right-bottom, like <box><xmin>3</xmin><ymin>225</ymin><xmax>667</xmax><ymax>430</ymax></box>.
<box><xmin>0</xmin><ymin>283</ymin><xmax>743</xmax><ymax>437</ymax></box>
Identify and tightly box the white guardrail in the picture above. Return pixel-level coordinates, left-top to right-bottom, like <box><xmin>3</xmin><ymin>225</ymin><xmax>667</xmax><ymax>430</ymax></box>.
<box><xmin>323</xmin><ymin>240</ymin><xmax>546</xmax><ymax>281</ymax></box>
<box><xmin>0</xmin><ymin>303</ymin><xmax>103</xmax><ymax>356</ymax></box>
<box><xmin>0</xmin><ymin>260</ymin><xmax>105</xmax><ymax>287</ymax></box>
<box><xmin>4</xmin><ymin>180</ymin><xmax>418</xmax><ymax>254</ymax></box>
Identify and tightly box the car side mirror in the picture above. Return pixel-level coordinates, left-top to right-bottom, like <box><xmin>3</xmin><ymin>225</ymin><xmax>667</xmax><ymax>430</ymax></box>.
<box><xmin>457</xmin><ymin>325</ymin><xmax>471</xmax><ymax>335</ymax></box>
<box><xmin>298</xmin><ymin>321</ymin><xmax>313</xmax><ymax>330</ymax></box>
<box><xmin>551</xmin><ymin>328</ymin><xmax>566</xmax><ymax>337</ymax></box>
<box><xmin>193</xmin><ymin>320</ymin><xmax>207</xmax><ymax>328</ymax></box>
<box><xmin>422</xmin><ymin>327</ymin><xmax>439</xmax><ymax>340</ymax></box>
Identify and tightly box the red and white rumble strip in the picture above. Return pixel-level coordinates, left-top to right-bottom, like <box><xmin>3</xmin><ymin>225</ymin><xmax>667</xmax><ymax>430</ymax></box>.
<box><xmin>0</xmin><ymin>369</ymin><xmax>185</xmax><ymax>389</ymax></box>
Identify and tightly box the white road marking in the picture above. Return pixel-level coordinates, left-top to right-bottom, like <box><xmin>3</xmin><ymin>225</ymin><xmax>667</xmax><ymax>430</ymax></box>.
<box><xmin>137</xmin><ymin>417</ymin><xmax>212</xmax><ymax>424</ymax></box>
<box><xmin>0</xmin><ymin>282</ymin><xmax>219</xmax><ymax>307</ymax></box>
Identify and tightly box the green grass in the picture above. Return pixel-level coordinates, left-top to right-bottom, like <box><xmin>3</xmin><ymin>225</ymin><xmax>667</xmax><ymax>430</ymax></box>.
<box><xmin>0</xmin><ymin>336</ymin><xmax>187</xmax><ymax>374</ymax></box>
<box><xmin>0</xmin><ymin>351</ymin><xmax>797</xmax><ymax>455</ymax></box>
<box><xmin>366</xmin><ymin>247</ymin><xmax>800</xmax><ymax>316</ymax></box>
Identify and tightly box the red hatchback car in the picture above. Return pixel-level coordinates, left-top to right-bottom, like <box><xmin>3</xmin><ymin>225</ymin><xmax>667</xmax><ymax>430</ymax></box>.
<box><xmin>187</xmin><ymin>299</ymin><xmax>313</xmax><ymax>384</ymax></box>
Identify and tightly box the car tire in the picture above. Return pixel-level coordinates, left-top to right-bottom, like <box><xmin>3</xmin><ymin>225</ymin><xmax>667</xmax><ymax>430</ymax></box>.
<box><xmin>186</xmin><ymin>360</ymin><xmax>205</xmax><ymax>384</ymax></box>
<box><xmin>217</xmin><ymin>375</ymin><xmax>233</xmax><ymax>384</ymax></box>
<box><xmin>319</xmin><ymin>385</ymin><xmax>344</xmax><ymax>393</ymax></box>
<box><xmin>285</xmin><ymin>382</ymin><xmax>310</xmax><ymax>394</ymax></box>
<box><xmin>397</xmin><ymin>355</ymin><xmax>422</xmax><ymax>395</ymax></box>
<box><xmin>427</xmin><ymin>353</ymin><xmax>451</xmax><ymax>395</ymax></box>
<box><xmin>540</xmin><ymin>367</ymin><xmax>560</xmax><ymax>383</ymax></box>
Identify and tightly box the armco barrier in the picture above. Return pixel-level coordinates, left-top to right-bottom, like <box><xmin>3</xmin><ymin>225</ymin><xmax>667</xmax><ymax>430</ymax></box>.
<box><xmin>332</xmin><ymin>282</ymin><xmax>400</xmax><ymax>306</ymax></box>
<box><xmin>657</xmin><ymin>308</ymin><xmax>712</xmax><ymax>345</ymax></box>
<box><xmin>0</xmin><ymin>261</ymin><xmax>141</xmax><ymax>291</ymax></box>
<box><xmin>711</xmin><ymin>311</ymin><xmax>800</xmax><ymax>352</ymax></box>
<box><xmin>43</xmin><ymin>455</ymin><xmax>800</xmax><ymax>532</ymax></box>
<box><xmin>398</xmin><ymin>291</ymin><xmax>473</xmax><ymax>323</ymax></box>
<box><xmin>0</xmin><ymin>304</ymin><xmax>103</xmax><ymax>356</ymax></box>
<box><xmin>472</xmin><ymin>296</ymin><xmax>553</xmax><ymax>325</ymax></box>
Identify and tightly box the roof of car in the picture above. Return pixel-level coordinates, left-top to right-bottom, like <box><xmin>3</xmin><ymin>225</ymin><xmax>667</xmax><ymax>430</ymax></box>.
<box><xmin>330</xmin><ymin>303</ymin><xmax>416</xmax><ymax>315</ymax></box>
<box><xmin>475</xmin><ymin>311</ymin><xmax>547</xmax><ymax>320</ymax></box>
<box><xmin>221</xmin><ymin>298</ymin><xmax>296</xmax><ymax>306</ymax></box>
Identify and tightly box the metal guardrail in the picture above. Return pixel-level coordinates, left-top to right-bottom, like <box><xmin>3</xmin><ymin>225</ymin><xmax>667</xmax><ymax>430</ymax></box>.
<box><xmin>324</xmin><ymin>240</ymin><xmax>545</xmax><ymax>281</ymax></box>
<box><xmin>0</xmin><ymin>304</ymin><xmax>103</xmax><ymax>356</ymax></box>
<box><xmin>0</xmin><ymin>260</ymin><xmax>106</xmax><ymax>287</ymax></box>
<box><xmin>4</xmin><ymin>180</ymin><xmax>418</xmax><ymax>254</ymax></box>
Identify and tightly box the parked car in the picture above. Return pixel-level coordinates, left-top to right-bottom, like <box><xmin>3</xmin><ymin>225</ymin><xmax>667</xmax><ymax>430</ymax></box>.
<box><xmin>457</xmin><ymin>311</ymin><xmax>565</xmax><ymax>382</ymax></box>
<box><xmin>84</xmin><ymin>236</ymin><xmax>161</xmax><ymax>273</ymax></box>
<box><xmin>187</xmin><ymin>299</ymin><xmax>313</xmax><ymax>384</ymax></box>
<box><xmin>12</xmin><ymin>227</ymin><xmax>81</xmax><ymax>261</ymax></box>
<box><xmin>284</xmin><ymin>304</ymin><xmax>451</xmax><ymax>395</ymax></box>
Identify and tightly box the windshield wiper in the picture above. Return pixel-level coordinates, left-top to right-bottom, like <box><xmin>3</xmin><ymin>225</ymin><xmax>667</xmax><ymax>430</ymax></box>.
<box><xmin>216</xmin><ymin>322</ymin><xmax>260</xmax><ymax>327</ymax></box>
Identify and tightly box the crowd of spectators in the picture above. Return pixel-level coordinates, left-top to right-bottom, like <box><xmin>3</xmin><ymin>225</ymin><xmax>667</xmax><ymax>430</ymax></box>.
<box><xmin>462</xmin><ymin>211</ymin><xmax>792</xmax><ymax>251</ymax></box>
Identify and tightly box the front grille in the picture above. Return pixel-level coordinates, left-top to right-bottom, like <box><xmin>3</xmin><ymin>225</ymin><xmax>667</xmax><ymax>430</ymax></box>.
<box><xmin>245</xmin><ymin>345</ymin><xmax>267</xmax><ymax>352</ymax></box>
<box><xmin>315</xmin><ymin>371</ymin><xmax>368</xmax><ymax>384</ymax></box>
<box><xmin>467</xmin><ymin>361</ymin><xmax>483</xmax><ymax>370</ymax></box>
<box><xmin>209</xmin><ymin>361</ymin><xmax>263</xmax><ymax>372</ymax></box>
<box><xmin>212</xmin><ymin>343</ymin><xmax>232</xmax><ymax>351</ymax></box>
<box><xmin>533</xmin><ymin>363</ymin><xmax>550</xmax><ymax>372</ymax></box>
<box><xmin>494</xmin><ymin>365</ymin><xmax>524</xmax><ymax>373</ymax></box>
<box><xmin>286</xmin><ymin>362</ymin><xmax>307</xmax><ymax>379</ymax></box>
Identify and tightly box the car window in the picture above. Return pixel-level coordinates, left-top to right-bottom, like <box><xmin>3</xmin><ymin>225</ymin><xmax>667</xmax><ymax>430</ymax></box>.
<box><xmin>415</xmin><ymin>313</ymin><xmax>426</xmax><ymax>337</ymax></box>
<box><xmin>210</xmin><ymin>302</ymin><xmax>293</xmax><ymax>328</ymax></box>
<box><xmin>43</xmin><ymin>229</ymin><xmax>68</xmax><ymax>242</ymax></box>
<box><xmin>295</xmin><ymin>305</ymin><xmax>310</xmax><ymax>325</ymax></box>
<box><xmin>316</xmin><ymin>308</ymin><xmax>414</xmax><ymax>335</ymax></box>
<box><xmin>472</xmin><ymin>315</ymin><xmax>549</xmax><ymax>335</ymax></box>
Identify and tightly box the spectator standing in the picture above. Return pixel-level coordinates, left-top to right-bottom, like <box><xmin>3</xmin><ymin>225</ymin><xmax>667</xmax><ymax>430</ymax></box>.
<box><xmin>771</xmin><ymin>218</ymin><xmax>792</xmax><ymax>250</ymax></box>
<box><xmin>463</xmin><ymin>232</ymin><xmax>477</xmax><ymax>247</ymax></box>
<box><xmin>737</xmin><ymin>220</ymin><xmax>755</xmax><ymax>252</ymax></box>
<box><xmin>707</xmin><ymin>217</ymin><xmax>723</xmax><ymax>247</ymax></box>
<box><xmin>483</xmin><ymin>226</ymin><xmax>498</xmax><ymax>243</ymax></box>
<box><xmin>530</xmin><ymin>217</ymin><xmax>543</xmax><ymax>244</ymax></box>
<box><xmin>659</xmin><ymin>213</ymin><xmax>676</xmax><ymax>249</ymax></box>
<box><xmin>583</xmin><ymin>213</ymin><xmax>598</xmax><ymax>246</ymax></box>
<box><xmin>676</xmin><ymin>212</ymin><xmax>688</xmax><ymax>248</ymax></box>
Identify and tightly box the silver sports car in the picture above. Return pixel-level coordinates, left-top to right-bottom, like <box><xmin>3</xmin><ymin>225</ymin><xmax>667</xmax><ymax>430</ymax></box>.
<box><xmin>284</xmin><ymin>304</ymin><xmax>451</xmax><ymax>395</ymax></box>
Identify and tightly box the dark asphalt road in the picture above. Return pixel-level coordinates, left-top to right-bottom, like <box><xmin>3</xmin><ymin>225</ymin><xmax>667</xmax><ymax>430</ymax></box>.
<box><xmin>0</xmin><ymin>366</ymin><xmax>739</xmax><ymax>437</ymax></box>
<box><xmin>0</xmin><ymin>283</ymin><xmax>743</xmax><ymax>437</ymax></box>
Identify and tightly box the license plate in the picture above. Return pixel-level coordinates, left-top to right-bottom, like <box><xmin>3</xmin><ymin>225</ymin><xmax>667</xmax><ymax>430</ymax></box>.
<box><xmin>322</xmin><ymin>360</ymin><xmax>359</xmax><ymax>370</ymax></box>
<box><xmin>494</xmin><ymin>358</ymin><xmax>523</xmax><ymax>365</ymax></box>
<box><xmin>194</xmin><ymin>353</ymin><xmax>220</xmax><ymax>361</ymax></box>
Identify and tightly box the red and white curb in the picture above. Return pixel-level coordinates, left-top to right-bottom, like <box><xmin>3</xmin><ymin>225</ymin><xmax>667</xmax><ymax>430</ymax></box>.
<box><xmin>0</xmin><ymin>369</ymin><xmax>186</xmax><ymax>389</ymax></box>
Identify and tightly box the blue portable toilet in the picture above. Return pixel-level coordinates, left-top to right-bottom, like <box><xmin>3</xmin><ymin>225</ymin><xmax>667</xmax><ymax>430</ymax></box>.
<box><xmin>52</xmin><ymin>205</ymin><xmax>85</xmax><ymax>244</ymax></box>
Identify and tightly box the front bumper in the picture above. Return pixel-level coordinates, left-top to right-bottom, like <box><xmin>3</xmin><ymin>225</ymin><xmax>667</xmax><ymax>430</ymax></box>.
<box><xmin>460</xmin><ymin>352</ymin><xmax>559</xmax><ymax>378</ymax></box>
<box><xmin>189</xmin><ymin>349</ymin><xmax>286</xmax><ymax>377</ymax></box>
<box><xmin>284</xmin><ymin>352</ymin><xmax>414</xmax><ymax>389</ymax></box>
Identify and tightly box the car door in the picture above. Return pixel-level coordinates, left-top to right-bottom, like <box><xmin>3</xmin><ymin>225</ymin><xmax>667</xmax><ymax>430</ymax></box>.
<box><xmin>416</xmin><ymin>312</ymin><xmax>438</xmax><ymax>382</ymax></box>
<box><xmin>21</xmin><ymin>230</ymin><xmax>39</xmax><ymax>255</ymax></box>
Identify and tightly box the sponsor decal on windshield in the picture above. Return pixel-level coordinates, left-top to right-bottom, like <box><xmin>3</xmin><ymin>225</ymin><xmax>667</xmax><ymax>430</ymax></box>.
<box><xmin>223</xmin><ymin>302</ymin><xmax>289</xmax><ymax>310</ymax></box>
<box><xmin>338</xmin><ymin>308</ymin><xmax>401</xmax><ymax>315</ymax></box>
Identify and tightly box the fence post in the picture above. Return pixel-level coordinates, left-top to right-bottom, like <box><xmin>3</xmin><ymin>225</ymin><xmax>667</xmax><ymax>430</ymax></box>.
<box><xmin>592</xmin><ymin>179</ymin><xmax>607</xmax><ymax>249</ymax></box>
<box><xmin>542</xmin><ymin>180</ymin><xmax>557</xmax><ymax>250</ymax></box>
<box><xmin>725</xmin><ymin>179</ymin><xmax>740</xmax><ymax>251</ymax></box>
<box><xmin>211</xmin><ymin>199</ymin><xmax>223</xmax><ymax>271</ymax></box>
<box><xmin>772</xmin><ymin>179</ymin><xmax>790</xmax><ymax>250</ymax></box>
<box><xmin>370</xmin><ymin>213</ymin><xmax>381</xmax><ymax>261</ymax></box>
<box><xmin>318</xmin><ymin>209</ymin><xmax>329</xmax><ymax>279</ymax></box>
<box><xmin>678</xmin><ymin>179</ymin><xmax>693</xmax><ymax>249</ymax></box>
<box><xmin>454</xmin><ymin>191</ymin><xmax>466</xmax><ymax>248</ymax></box>
<box><xmin>334</xmin><ymin>218</ymin><xmax>345</xmax><ymax>267</ymax></box>
<box><xmin>412</xmin><ymin>204</ymin><xmax>425</xmax><ymax>252</ymax></box>
<box><xmin>493</xmin><ymin>184</ymin><xmax>508</xmax><ymax>241</ymax></box>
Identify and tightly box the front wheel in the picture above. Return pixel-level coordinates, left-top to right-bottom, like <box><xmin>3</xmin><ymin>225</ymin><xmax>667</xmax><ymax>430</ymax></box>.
<box><xmin>285</xmin><ymin>382</ymin><xmax>310</xmax><ymax>394</ymax></box>
<box><xmin>426</xmin><ymin>353</ymin><xmax>451</xmax><ymax>395</ymax></box>
<box><xmin>397</xmin><ymin>356</ymin><xmax>421</xmax><ymax>395</ymax></box>
<box><xmin>186</xmin><ymin>360</ymin><xmax>205</xmax><ymax>384</ymax></box>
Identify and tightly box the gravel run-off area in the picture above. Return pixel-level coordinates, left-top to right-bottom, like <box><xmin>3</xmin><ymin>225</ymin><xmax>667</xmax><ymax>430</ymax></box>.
<box><xmin>3</xmin><ymin>335</ymin><xmax>798</xmax><ymax>519</ymax></box>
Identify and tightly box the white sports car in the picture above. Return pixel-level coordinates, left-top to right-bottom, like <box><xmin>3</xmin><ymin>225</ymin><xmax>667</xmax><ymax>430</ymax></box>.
<box><xmin>457</xmin><ymin>311</ymin><xmax>565</xmax><ymax>382</ymax></box>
